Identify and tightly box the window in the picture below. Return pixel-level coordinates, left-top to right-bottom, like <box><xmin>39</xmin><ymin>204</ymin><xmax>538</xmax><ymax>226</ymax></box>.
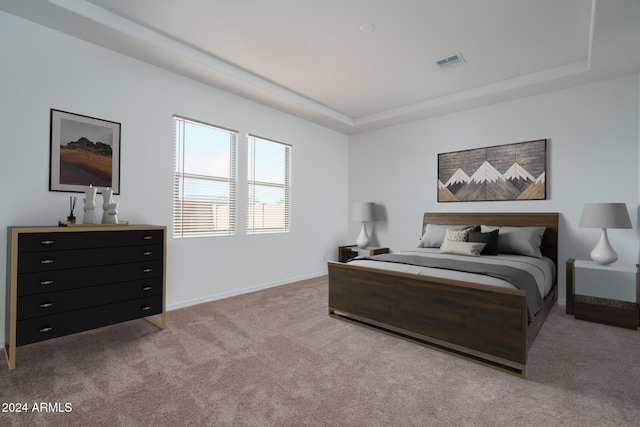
<box><xmin>247</xmin><ymin>135</ymin><xmax>291</xmax><ymax>234</ymax></box>
<box><xmin>173</xmin><ymin>116</ymin><xmax>237</xmax><ymax>237</ymax></box>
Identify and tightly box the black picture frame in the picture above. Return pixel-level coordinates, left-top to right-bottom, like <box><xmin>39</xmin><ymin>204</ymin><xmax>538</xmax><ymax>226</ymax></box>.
<box><xmin>49</xmin><ymin>109</ymin><xmax>121</xmax><ymax>194</ymax></box>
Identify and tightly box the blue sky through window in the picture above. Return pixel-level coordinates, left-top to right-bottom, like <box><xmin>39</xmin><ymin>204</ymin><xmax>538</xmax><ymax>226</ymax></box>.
<box><xmin>248</xmin><ymin>136</ymin><xmax>290</xmax><ymax>204</ymax></box>
<box><xmin>176</xmin><ymin>120</ymin><xmax>235</xmax><ymax>203</ymax></box>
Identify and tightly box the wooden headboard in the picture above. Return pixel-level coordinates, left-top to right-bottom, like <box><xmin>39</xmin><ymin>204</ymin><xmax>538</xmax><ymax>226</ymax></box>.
<box><xmin>422</xmin><ymin>212</ymin><xmax>559</xmax><ymax>268</ymax></box>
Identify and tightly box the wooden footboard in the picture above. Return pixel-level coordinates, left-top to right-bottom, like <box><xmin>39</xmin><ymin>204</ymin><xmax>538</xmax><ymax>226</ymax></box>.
<box><xmin>328</xmin><ymin>261</ymin><xmax>557</xmax><ymax>377</ymax></box>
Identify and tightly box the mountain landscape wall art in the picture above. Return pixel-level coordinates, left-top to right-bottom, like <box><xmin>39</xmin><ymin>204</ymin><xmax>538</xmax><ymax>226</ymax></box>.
<box><xmin>438</xmin><ymin>139</ymin><xmax>546</xmax><ymax>202</ymax></box>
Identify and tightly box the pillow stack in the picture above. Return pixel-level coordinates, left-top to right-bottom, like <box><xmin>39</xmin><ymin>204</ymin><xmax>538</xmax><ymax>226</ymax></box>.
<box><xmin>418</xmin><ymin>223</ymin><xmax>546</xmax><ymax>258</ymax></box>
<box><xmin>439</xmin><ymin>228</ymin><xmax>485</xmax><ymax>257</ymax></box>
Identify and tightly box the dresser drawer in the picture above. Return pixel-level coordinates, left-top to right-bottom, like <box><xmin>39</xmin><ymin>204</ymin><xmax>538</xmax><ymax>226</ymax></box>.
<box><xmin>16</xmin><ymin>295</ymin><xmax>163</xmax><ymax>346</ymax></box>
<box><xmin>18</xmin><ymin>244</ymin><xmax>162</xmax><ymax>273</ymax></box>
<box><xmin>18</xmin><ymin>229</ymin><xmax>164</xmax><ymax>253</ymax></box>
<box><xmin>18</xmin><ymin>278</ymin><xmax>163</xmax><ymax>320</ymax></box>
<box><xmin>18</xmin><ymin>260</ymin><xmax>163</xmax><ymax>296</ymax></box>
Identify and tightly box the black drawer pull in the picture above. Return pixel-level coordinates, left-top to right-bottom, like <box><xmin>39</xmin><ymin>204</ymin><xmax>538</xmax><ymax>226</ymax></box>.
<box><xmin>40</xmin><ymin>280</ymin><xmax>53</xmax><ymax>286</ymax></box>
<box><xmin>39</xmin><ymin>303</ymin><xmax>54</xmax><ymax>308</ymax></box>
<box><xmin>39</xmin><ymin>327</ymin><xmax>53</xmax><ymax>333</ymax></box>
<box><xmin>143</xmin><ymin>236</ymin><xmax>153</xmax><ymax>240</ymax></box>
<box><xmin>142</xmin><ymin>286</ymin><xmax>152</xmax><ymax>291</ymax></box>
<box><xmin>142</xmin><ymin>306</ymin><xmax>152</xmax><ymax>311</ymax></box>
<box><xmin>142</xmin><ymin>268</ymin><xmax>152</xmax><ymax>273</ymax></box>
<box><xmin>40</xmin><ymin>240</ymin><xmax>54</xmax><ymax>245</ymax></box>
<box><xmin>40</xmin><ymin>259</ymin><xmax>54</xmax><ymax>265</ymax></box>
<box><xmin>143</xmin><ymin>251</ymin><xmax>153</xmax><ymax>256</ymax></box>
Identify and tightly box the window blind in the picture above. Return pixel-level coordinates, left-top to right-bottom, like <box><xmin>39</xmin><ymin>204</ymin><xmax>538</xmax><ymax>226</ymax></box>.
<box><xmin>173</xmin><ymin>116</ymin><xmax>237</xmax><ymax>238</ymax></box>
<box><xmin>247</xmin><ymin>135</ymin><xmax>291</xmax><ymax>234</ymax></box>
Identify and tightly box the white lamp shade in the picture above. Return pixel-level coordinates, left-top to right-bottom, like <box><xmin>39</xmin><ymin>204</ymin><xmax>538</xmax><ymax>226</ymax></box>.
<box><xmin>579</xmin><ymin>203</ymin><xmax>632</xmax><ymax>229</ymax></box>
<box><xmin>351</xmin><ymin>202</ymin><xmax>375</xmax><ymax>222</ymax></box>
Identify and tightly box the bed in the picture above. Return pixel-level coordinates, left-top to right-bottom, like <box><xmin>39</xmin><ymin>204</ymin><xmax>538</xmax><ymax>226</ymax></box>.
<box><xmin>328</xmin><ymin>212</ymin><xmax>558</xmax><ymax>377</ymax></box>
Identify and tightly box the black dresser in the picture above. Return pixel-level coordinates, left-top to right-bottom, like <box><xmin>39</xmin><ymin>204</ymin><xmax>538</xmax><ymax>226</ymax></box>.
<box><xmin>4</xmin><ymin>225</ymin><xmax>166</xmax><ymax>369</ymax></box>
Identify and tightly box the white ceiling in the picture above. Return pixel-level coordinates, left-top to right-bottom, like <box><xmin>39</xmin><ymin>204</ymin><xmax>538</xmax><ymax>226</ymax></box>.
<box><xmin>2</xmin><ymin>0</ymin><xmax>640</xmax><ymax>134</ymax></box>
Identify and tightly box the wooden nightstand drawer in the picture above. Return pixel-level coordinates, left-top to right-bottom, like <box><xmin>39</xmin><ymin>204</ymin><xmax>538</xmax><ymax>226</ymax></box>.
<box><xmin>574</xmin><ymin>295</ymin><xmax>639</xmax><ymax>329</ymax></box>
<box><xmin>16</xmin><ymin>295</ymin><xmax>163</xmax><ymax>346</ymax></box>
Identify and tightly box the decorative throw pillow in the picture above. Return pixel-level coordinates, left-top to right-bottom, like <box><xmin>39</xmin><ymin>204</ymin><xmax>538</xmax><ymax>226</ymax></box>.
<box><xmin>480</xmin><ymin>225</ymin><xmax>546</xmax><ymax>258</ymax></box>
<box><xmin>440</xmin><ymin>239</ymin><xmax>485</xmax><ymax>257</ymax></box>
<box><xmin>445</xmin><ymin>228</ymin><xmax>471</xmax><ymax>242</ymax></box>
<box><xmin>418</xmin><ymin>224</ymin><xmax>476</xmax><ymax>248</ymax></box>
<box><xmin>468</xmin><ymin>230</ymin><xmax>499</xmax><ymax>255</ymax></box>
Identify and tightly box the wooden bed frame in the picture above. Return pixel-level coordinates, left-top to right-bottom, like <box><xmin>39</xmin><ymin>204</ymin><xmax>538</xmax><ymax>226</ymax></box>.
<box><xmin>328</xmin><ymin>212</ymin><xmax>559</xmax><ymax>377</ymax></box>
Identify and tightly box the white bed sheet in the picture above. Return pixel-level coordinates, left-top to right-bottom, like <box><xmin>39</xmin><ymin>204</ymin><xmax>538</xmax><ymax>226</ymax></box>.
<box><xmin>347</xmin><ymin>248</ymin><xmax>556</xmax><ymax>298</ymax></box>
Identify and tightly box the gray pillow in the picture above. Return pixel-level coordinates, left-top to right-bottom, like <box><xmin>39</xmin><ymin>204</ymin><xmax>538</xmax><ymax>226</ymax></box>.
<box><xmin>418</xmin><ymin>224</ymin><xmax>476</xmax><ymax>248</ymax></box>
<box><xmin>480</xmin><ymin>225</ymin><xmax>546</xmax><ymax>258</ymax></box>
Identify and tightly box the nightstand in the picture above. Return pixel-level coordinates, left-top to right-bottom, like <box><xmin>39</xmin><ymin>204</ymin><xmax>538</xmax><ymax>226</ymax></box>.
<box><xmin>566</xmin><ymin>259</ymin><xmax>639</xmax><ymax>329</ymax></box>
<box><xmin>338</xmin><ymin>245</ymin><xmax>389</xmax><ymax>263</ymax></box>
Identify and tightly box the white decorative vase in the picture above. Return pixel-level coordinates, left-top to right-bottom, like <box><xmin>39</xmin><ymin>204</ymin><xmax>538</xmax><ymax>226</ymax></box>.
<box><xmin>104</xmin><ymin>202</ymin><xmax>119</xmax><ymax>224</ymax></box>
<box><xmin>82</xmin><ymin>186</ymin><xmax>97</xmax><ymax>224</ymax></box>
<box><xmin>101</xmin><ymin>188</ymin><xmax>114</xmax><ymax>224</ymax></box>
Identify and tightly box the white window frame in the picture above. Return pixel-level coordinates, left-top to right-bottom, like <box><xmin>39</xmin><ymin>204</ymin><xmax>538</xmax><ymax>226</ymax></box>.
<box><xmin>173</xmin><ymin>116</ymin><xmax>237</xmax><ymax>238</ymax></box>
<box><xmin>247</xmin><ymin>134</ymin><xmax>291</xmax><ymax>234</ymax></box>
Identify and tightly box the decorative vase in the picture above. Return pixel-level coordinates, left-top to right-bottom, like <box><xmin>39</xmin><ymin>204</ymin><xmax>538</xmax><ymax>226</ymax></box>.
<box><xmin>104</xmin><ymin>202</ymin><xmax>119</xmax><ymax>224</ymax></box>
<box><xmin>82</xmin><ymin>186</ymin><xmax>97</xmax><ymax>224</ymax></box>
<box><xmin>101</xmin><ymin>187</ymin><xmax>113</xmax><ymax>224</ymax></box>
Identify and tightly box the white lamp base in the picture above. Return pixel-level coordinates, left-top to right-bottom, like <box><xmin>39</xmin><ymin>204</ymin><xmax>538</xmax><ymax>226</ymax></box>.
<box><xmin>356</xmin><ymin>221</ymin><xmax>369</xmax><ymax>249</ymax></box>
<box><xmin>590</xmin><ymin>228</ymin><xmax>618</xmax><ymax>265</ymax></box>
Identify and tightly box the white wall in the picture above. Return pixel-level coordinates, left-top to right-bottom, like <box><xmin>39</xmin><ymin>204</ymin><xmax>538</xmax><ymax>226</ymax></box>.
<box><xmin>0</xmin><ymin>12</ymin><xmax>348</xmax><ymax>340</ymax></box>
<box><xmin>348</xmin><ymin>75</ymin><xmax>640</xmax><ymax>304</ymax></box>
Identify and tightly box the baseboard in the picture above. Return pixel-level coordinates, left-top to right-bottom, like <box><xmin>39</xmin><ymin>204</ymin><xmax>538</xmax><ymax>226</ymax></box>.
<box><xmin>166</xmin><ymin>271</ymin><xmax>327</xmax><ymax>312</ymax></box>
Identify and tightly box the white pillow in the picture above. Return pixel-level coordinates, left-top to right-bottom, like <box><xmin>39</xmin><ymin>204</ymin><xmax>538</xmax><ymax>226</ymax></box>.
<box><xmin>440</xmin><ymin>239</ymin><xmax>485</xmax><ymax>257</ymax></box>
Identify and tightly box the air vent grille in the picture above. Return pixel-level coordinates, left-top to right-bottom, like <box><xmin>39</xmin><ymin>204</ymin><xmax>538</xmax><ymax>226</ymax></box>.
<box><xmin>436</xmin><ymin>53</ymin><xmax>465</xmax><ymax>70</ymax></box>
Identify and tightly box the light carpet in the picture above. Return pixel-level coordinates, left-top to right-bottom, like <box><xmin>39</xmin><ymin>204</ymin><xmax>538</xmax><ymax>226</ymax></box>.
<box><xmin>1</xmin><ymin>276</ymin><xmax>639</xmax><ymax>426</ymax></box>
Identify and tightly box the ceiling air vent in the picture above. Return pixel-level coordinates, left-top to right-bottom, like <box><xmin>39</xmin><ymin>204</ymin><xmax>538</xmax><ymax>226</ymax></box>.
<box><xmin>436</xmin><ymin>53</ymin><xmax>465</xmax><ymax>70</ymax></box>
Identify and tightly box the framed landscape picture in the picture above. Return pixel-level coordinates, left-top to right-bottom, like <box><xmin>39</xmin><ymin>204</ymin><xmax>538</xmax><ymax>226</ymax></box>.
<box><xmin>438</xmin><ymin>139</ymin><xmax>547</xmax><ymax>202</ymax></box>
<box><xmin>49</xmin><ymin>109</ymin><xmax>121</xmax><ymax>194</ymax></box>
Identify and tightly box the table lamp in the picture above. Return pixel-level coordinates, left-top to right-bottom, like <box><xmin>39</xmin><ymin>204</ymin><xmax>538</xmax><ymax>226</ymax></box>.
<box><xmin>352</xmin><ymin>202</ymin><xmax>375</xmax><ymax>249</ymax></box>
<box><xmin>579</xmin><ymin>202</ymin><xmax>632</xmax><ymax>265</ymax></box>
